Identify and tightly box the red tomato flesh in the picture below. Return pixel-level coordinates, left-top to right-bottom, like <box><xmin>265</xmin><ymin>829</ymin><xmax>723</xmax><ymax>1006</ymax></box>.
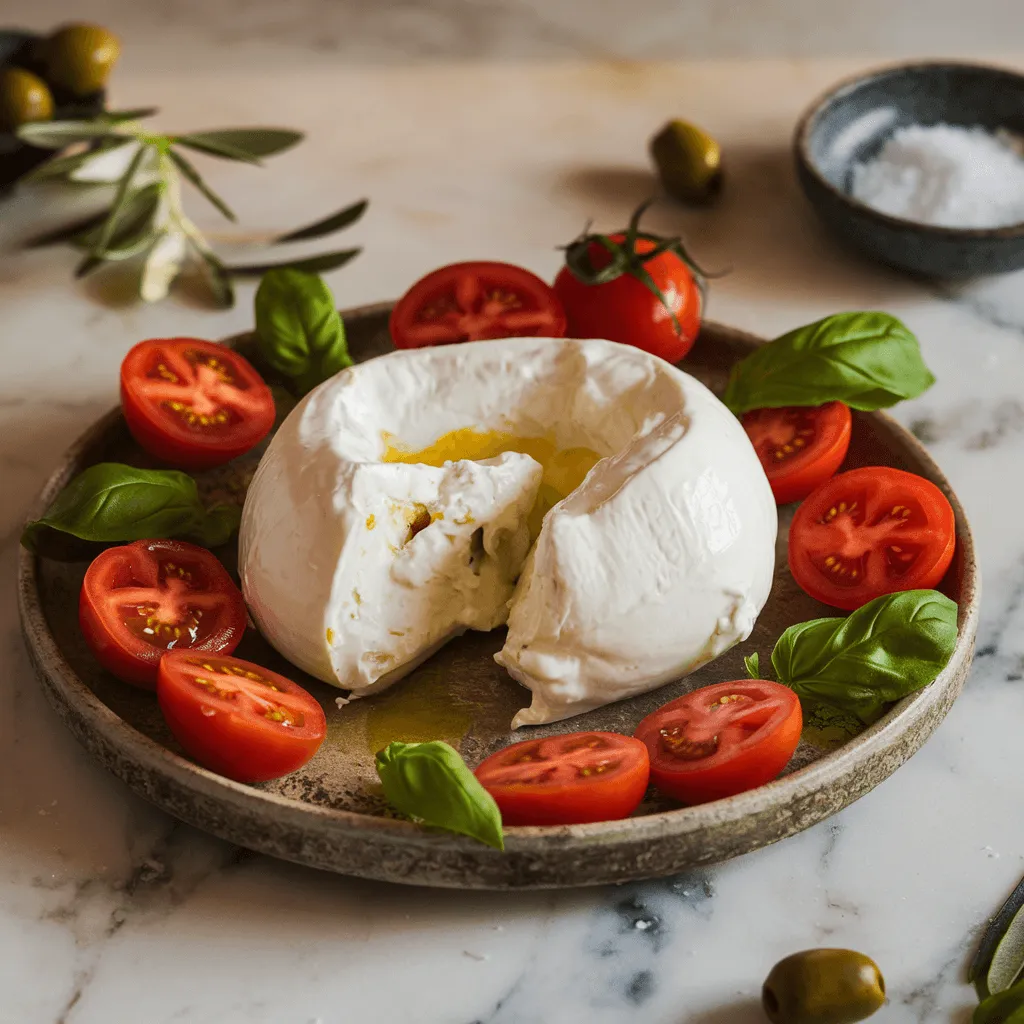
<box><xmin>79</xmin><ymin>539</ymin><xmax>247</xmax><ymax>688</ymax></box>
<box><xmin>474</xmin><ymin>732</ymin><xmax>650</xmax><ymax>826</ymax></box>
<box><xmin>121</xmin><ymin>337</ymin><xmax>275</xmax><ymax>469</ymax></box>
<box><xmin>634</xmin><ymin>681</ymin><xmax>802</xmax><ymax>805</ymax></box>
<box><xmin>390</xmin><ymin>261</ymin><xmax>567</xmax><ymax>348</ymax></box>
<box><xmin>743</xmin><ymin>402</ymin><xmax>852</xmax><ymax>504</ymax></box>
<box><xmin>158</xmin><ymin>651</ymin><xmax>326</xmax><ymax>782</ymax></box>
<box><xmin>788</xmin><ymin>466</ymin><xmax>956</xmax><ymax>610</ymax></box>
<box><xmin>553</xmin><ymin>234</ymin><xmax>702</xmax><ymax>362</ymax></box>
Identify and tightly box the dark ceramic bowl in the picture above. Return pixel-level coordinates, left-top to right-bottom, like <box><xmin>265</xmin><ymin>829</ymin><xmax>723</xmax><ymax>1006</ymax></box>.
<box><xmin>795</xmin><ymin>61</ymin><xmax>1024</xmax><ymax>277</ymax></box>
<box><xmin>0</xmin><ymin>27</ymin><xmax>105</xmax><ymax>193</ymax></box>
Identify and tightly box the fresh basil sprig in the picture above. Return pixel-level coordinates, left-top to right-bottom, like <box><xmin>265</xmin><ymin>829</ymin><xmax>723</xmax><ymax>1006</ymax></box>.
<box><xmin>375</xmin><ymin>740</ymin><xmax>504</xmax><ymax>850</ymax></box>
<box><xmin>22</xmin><ymin>463</ymin><xmax>241</xmax><ymax>551</ymax></box>
<box><xmin>976</xmin><ymin>980</ymin><xmax>1024</xmax><ymax>1024</ymax></box>
<box><xmin>749</xmin><ymin>590</ymin><xmax>957</xmax><ymax>724</ymax></box>
<box><xmin>254</xmin><ymin>269</ymin><xmax>352</xmax><ymax>395</ymax></box>
<box><xmin>972</xmin><ymin>874</ymin><xmax>1024</xmax><ymax>1000</ymax></box>
<box><xmin>722</xmin><ymin>312</ymin><xmax>935</xmax><ymax>415</ymax></box>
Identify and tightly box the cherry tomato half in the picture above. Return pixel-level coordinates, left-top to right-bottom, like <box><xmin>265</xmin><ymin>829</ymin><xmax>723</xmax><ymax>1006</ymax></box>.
<box><xmin>158</xmin><ymin>651</ymin><xmax>327</xmax><ymax>782</ymax></box>
<box><xmin>121</xmin><ymin>337</ymin><xmax>275</xmax><ymax>469</ymax></box>
<box><xmin>474</xmin><ymin>732</ymin><xmax>650</xmax><ymax>826</ymax></box>
<box><xmin>553</xmin><ymin>234</ymin><xmax>702</xmax><ymax>362</ymax></box>
<box><xmin>390</xmin><ymin>261</ymin><xmax>567</xmax><ymax>348</ymax></box>
<box><xmin>79</xmin><ymin>539</ymin><xmax>247</xmax><ymax>688</ymax></box>
<box><xmin>788</xmin><ymin>466</ymin><xmax>956</xmax><ymax>611</ymax></box>
<box><xmin>634</xmin><ymin>681</ymin><xmax>802</xmax><ymax>805</ymax></box>
<box><xmin>743</xmin><ymin>402</ymin><xmax>853</xmax><ymax>505</ymax></box>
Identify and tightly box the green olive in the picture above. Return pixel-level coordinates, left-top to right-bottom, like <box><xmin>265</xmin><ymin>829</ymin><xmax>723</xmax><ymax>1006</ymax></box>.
<box><xmin>649</xmin><ymin>118</ymin><xmax>722</xmax><ymax>204</ymax></box>
<box><xmin>0</xmin><ymin>67</ymin><xmax>54</xmax><ymax>132</ymax></box>
<box><xmin>762</xmin><ymin>948</ymin><xmax>886</xmax><ymax>1024</ymax></box>
<box><xmin>44</xmin><ymin>23</ymin><xmax>121</xmax><ymax>97</ymax></box>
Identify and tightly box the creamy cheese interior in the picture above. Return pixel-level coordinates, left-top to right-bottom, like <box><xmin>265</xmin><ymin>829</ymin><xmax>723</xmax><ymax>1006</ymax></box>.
<box><xmin>239</xmin><ymin>337</ymin><xmax>777</xmax><ymax>726</ymax></box>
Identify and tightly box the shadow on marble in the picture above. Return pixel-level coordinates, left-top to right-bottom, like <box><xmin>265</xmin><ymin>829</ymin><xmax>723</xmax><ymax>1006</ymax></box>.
<box><xmin>685</xmin><ymin>996</ymin><xmax>764</xmax><ymax>1023</ymax></box>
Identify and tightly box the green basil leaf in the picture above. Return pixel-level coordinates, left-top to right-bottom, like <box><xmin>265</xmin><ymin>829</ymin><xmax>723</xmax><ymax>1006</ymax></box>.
<box><xmin>743</xmin><ymin>652</ymin><xmax>760</xmax><ymax>678</ymax></box>
<box><xmin>722</xmin><ymin>312</ymin><xmax>936</xmax><ymax>415</ymax></box>
<box><xmin>254</xmin><ymin>269</ymin><xmax>351</xmax><ymax>393</ymax></box>
<box><xmin>976</xmin><ymin>980</ymin><xmax>1024</xmax><ymax>1024</ymax></box>
<box><xmin>227</xmin><ymin>248</ymin><xmax>361</xmax><ymax>277</ymax></box>
<box><xmin>974</xmin><ymin>875</ymin><xmax>1024</xmax><ymax>999</ymax></box>
<box><xmin>176</xmin><ymin>128</ymin><xmax>303</xmax><ymax>160</ymax></box>
<box><xmin>16</xmin><ymin>119</ymin><xmax>126</xmax><ymax>149</ymax></box>
<box><xmin>22</xmin><ymin>463</ymin><xmax>240</xmax><ymax>550</ymax></box>
<box><xmin>274</xmin><ymin>199</ymin><xmax>368</xmax><ymax>243</ymax></box>
<box><xmin>771</xmin><ymin>590</ymin><xmax>958</xmax><ymax>724</ymax></box>
<box><xmin>375</xmin><ymin>741</ymin><xmax>504</xmax><ymax>850</ymax></box>
<box><xmin>169</xmin><ymin>149</ymin><xmax>236</xmax><ymax>222</ymax></box>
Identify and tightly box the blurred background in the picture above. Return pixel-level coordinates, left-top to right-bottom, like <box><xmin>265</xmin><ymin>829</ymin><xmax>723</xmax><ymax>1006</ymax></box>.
<box><xmin>5</xmin><ymin>0</ymin><xmax>1024</xmax><ymax>66</ymax></box>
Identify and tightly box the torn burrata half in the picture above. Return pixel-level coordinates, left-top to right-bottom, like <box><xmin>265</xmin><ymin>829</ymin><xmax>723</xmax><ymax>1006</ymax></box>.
<box><xmin>238</xmin><ymin>336</ymin><xmax>777</xmax><ymax>726</ymax></box>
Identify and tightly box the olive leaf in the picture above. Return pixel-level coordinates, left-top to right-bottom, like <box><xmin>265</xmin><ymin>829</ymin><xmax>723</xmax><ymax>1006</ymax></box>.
<box><xmin>722</xmin><ymin>312</ymin><xmax>936</xmax><ymax>415</ymax></box>
<box><xmin>274</xmin><ymin>199</ymin><xmax>368</xmax><ymax>243</ymax></box>
<box><xmin>168</xmin><ymin>149</ymin><xmax>236</xmax><ymax>222</ymax></box>
<box><xmin>16</xmin><ymin>119</ymin><xmax>127</xmax><ymax>149</ymax></box>
<box><xmin>176</xmin><ymin>128</ymin><xmax>303</xmax><ymax>160</ymax></box>
<box><xmin>228</xmin><ymin>248</ymin><xmax>361</xmax><ymax>276</ymax></box>
<box><xmin>375</xmin><ymin>741</ymin><xmax>504</xmax><ymax>850</ymax></box>
<box><xmin>188</xmin><ymin>234</ymin><xmax>235</xmax><ymax>309</ymax></box>
<box><xmin>254</xmin><ymin>269</ymin><xmax>351</xmax><ymax>392</ymax></box>
<box><xmin>174</xmin><ymin>134</ymin><xmax>263</xmax><ymax>165</ymax></box>
<box><xmin>22</xmin><ymin>463</ymin><xmax>241</xmax><ymax>550</ymax></box>
<box><xmin>771</xmin><ymin>590</ymin><xmax>959</xmax><ymax>724</ymax></box>
<box><xmin>973</xmin><ymin>874</ymin><xmax>1024</xmax><ymax>1000</ymax></box>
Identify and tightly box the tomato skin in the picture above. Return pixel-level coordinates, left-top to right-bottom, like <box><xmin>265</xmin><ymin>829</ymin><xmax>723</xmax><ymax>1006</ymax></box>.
<box><xmin>743</xmin><ymin>402</ymin><xmax>852</xmax><ymax>504</ymax></box>
<box><xmin>158</xmin><ymin>651</ymin><xmax>326</xmax><ymax>782</ymax></box>
<box><xmin>634</xmin><ymin>681</ymin><xmax>802</xmax><ymax>805</ymax></box>
<box><xmin>474</xmin><ymin>732</ymin><xmax>650</xmax><ymax>826</ymax></box>
<box><xmin>390</xmin><ymin>261</ymin><xmax>567</xmax><ymax>348</ymax></box>
<box><xmin>121</xmin><ymin>337</ymin><xmax>275</xmax><ymax>470</ymax></box>
<box><xmin>553</xmin><ymin>234</ymin><xmax>701</xmax><ymax>362</ymax></box>
<box><xmin>79</xmin><ymin>539</ymin><xmax>247</xmax><ymax>688</ymax></box>
<box><xmin>789</xmin><ymin>466</ymin><xmax>956</xmax><ymax>611</ymax></box>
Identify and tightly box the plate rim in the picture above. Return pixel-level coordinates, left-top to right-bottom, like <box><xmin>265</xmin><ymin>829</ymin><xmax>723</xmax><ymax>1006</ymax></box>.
<box><xmin>17</xmin><ymin>309</ymin><xmax>981</xmax><ymax>880</ymax></box>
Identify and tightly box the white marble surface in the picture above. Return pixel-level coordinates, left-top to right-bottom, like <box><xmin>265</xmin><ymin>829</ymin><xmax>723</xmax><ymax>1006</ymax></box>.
<box><xmin>3</xmin><ymin>30</ymin><xmax>1024</xmax><ymax>1024</ymax></box>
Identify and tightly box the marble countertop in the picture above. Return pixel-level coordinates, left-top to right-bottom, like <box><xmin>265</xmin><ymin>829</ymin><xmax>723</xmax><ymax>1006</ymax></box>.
<box><xmin>3</xmin><ymin>40</ymin><xmax>1024</xmax><ymax>1024</ymax></box>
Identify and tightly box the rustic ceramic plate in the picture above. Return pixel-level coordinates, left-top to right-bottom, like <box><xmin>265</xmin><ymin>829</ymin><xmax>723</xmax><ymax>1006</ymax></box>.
<box><xmin>18</xmin><ymin>306</ymin><xmax>979</xmax><ymax>889</ymax></box>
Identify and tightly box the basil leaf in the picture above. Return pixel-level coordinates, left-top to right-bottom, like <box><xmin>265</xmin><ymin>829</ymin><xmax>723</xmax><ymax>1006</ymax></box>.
<box><xmin>176</xmin><ymin>128</ymin><xmax>303</xmax><ymax>160</ymax></box>
<box><xmin>22</xmin><ymin>463</ymin><xmax>241</xmax><ymax>551</ymax></box>
<box><xmin>254</xmin><ymin>269</ymin><xmax>352</xmax><ymax>393</ymax></box>
<box><xmin>722</xmin><ymin>312</ymin><xmax>936</xmax><ymax>415</ymax></box>
<box><xmin>743</xmin><ymin>652</ymin><xmax>760</xmax><ymax>678</ymax></box>
<box><xmin>771</xmin><ymin>590</ymin><xmax>958</xmax><ymax>724</ymax></box>
<box><xmin>974</xmin><ymin>875</ymin><xmax>1024</xmax><ymax>999</ymax></box>
<box><xmin>375</xmin><ymin>741</ymin><xmax>504</xmax><ymax>850</ymax></box>
<box><xmin>976</xmin><ymin>980</ymin><xmax>1024</xmax><ymax>1024</ymax></box>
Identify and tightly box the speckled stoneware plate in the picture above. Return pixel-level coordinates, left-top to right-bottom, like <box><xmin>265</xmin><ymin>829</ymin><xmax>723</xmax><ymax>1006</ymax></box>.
<box><xmin>18</xmin><ymin>305</ymin><xmax>979</xmax><ymax>889</ymax></box>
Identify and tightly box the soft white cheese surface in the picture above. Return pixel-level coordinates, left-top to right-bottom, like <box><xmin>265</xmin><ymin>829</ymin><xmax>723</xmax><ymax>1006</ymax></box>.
<box><xmin>238</xmin><ymin>337</ymin><xmax>777</xmax><ymax>725</ymax></box>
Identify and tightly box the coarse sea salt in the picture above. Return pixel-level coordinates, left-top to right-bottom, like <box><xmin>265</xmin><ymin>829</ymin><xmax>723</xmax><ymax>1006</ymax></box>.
<box><xmin>850</xmin><ymin>123</ymin><xmax>1024</xmax><ymax>229</ymax></box>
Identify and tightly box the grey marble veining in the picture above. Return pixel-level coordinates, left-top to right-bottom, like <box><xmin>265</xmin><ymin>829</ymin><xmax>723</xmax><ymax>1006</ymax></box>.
<box><xmin>0</xmin><ymin>19</ymin><xmax>1023</xmax><ymax>1023</ymax></box>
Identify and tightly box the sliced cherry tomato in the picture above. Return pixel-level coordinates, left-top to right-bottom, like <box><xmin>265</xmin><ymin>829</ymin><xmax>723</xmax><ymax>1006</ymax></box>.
<box><xmin>390</xmin><ymin>261</ymin><xmax>567</xmax><ymax>348</ymax></box>
<box><xmin>743</xmin><ymin>402</ymin><xmax>853</xmax><ymax>504</ymax></box>
<box><xmin>120</xmin><ymin>337</ymin><xmax>275</xmax><ymax>469</ymax></box>
<box><xmin>553</xmin><ymin>234</ymin><xmax>702</xmax><ymax>362</ymax></box>
<box><xmin>789</xmin><ymin>466</ymin><xmax>956</xmax><ymax>611</ymax></box>
<box><xmin>474</xmin><ymin>732</ymin><xmax>650</xmax><ymax>826</ymax></box>
<box><xmin>634</xmin><ymin>681</ymin><xmax>802</xmax><ymax>805</ymax></box>
<box><xmin>79</xmin><ymin>539</ymin><xmax>246</xmax><ymax>688</ymax></box>
<box><xmin>158</xmin><ymin>651</ymin><xmax>326</xmax><ymax>782</ymax></box>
